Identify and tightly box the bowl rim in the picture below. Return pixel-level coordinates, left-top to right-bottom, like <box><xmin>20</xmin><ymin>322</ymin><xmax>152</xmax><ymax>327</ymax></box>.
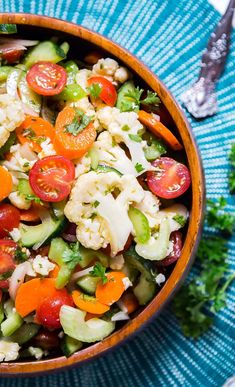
<box><xmin>0</xmin><ymin>12</ymin><xmax>205</xmax><ymax>377</ymax></box>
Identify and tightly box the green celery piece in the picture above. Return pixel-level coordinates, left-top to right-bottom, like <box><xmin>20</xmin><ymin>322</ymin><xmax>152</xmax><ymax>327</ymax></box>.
<box><xmin>128</xmin><ymin>206</ymin><xmax>150</xmax><ymax>244</ymax></box>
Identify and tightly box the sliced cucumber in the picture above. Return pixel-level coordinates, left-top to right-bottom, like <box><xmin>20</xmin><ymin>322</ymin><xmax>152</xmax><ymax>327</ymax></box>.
<box><xmin>124</xmin><ymin>245</ymin><xmax>156</xmax><ymax>281</ymax></box>
<box><xmin>144</xmin><ymin>138</ymin><xmax>167</xmax><ymax>161</ymax></box>
<box><xmin>79</xmin><ymin>246</ymin><xmax>109</xmax><ymax>268</ymax></box>
<box><xmin>18</xmin><ymin>72</ymin><xmax>41</xmax><ymax>115</ymax></box>
<box><xmin>77</xmin><ymin>275</ymin><xmax>100</xmax><ymax>295</ymax></box>
<box><xmin>116</xmin><ymin>81</ymin><xmax>136</xmax><ymax>112</ymax></box>
<box><xmin>9</xmin><ymin>323</ymin><xmax>39</xmax><ymax>345</ymax></box>
<box><xmin>0</xmin><ymin>66</ymin><xmax>13</xmax><ymax>82</ymax></box>
<box><xmin>88</xmin><ymin>148</ymin><xmax>99</xmax><ymax>170</ymax></box>
<box><xmin>54</xmin><ymin>84</ymin><xmax>86</xmax><ymax>102</ymax></box>
<box><xmin>63</xmin><ymin>60</ymin><xmax>79</xmax><ymax>84</ymax></box>
<box><xmin>134</xmin><ymin>273</ymin><xmax>156</xmax><ymax>305</ymax></box>
<box><xmin>23</xmin><ymin>41</ymin><xmax>68</xmax><ymax>68</ymax></box>
<box><xmin>52</xmin><ymin>201</ymin><xmax>66</xmax><ymax>219</ymax></box>
<box><xmin>60</xmin><ymin>42</ymin><xmax>70</xmax><ymax>56</ymax></box>
<box><xmin>60</xmin><ymin>306</ymin><xmax>115</xmax><ymax>343</ymax></box>
<box><xmin>122</xmin><ymin>263</ymin><xmax>139</xmax><ymax>283</ymax></box>
<box><xmin>61</xmin><ymin>335</ymin><xmax>83</xmax><ymax>357</ymax></box>
<box><xmin>96</xmin><ymin>164</ymin><xmax>122</xmax><ymax>176</ymax></box>
<box><xmin>17</xmin><ymin>179</ymin><xmax>34</xmax><ymax>196</ymax></box>
<box><xmin>0</xmin><ymin>24</ymin><xmax>17</xmax><ymax>34</ymax></box>
<box><xmin>0</xmin><ymin>132</ymin><xmax>16</xmax><ymax>158</ymax></box>
<box><xmin>19</xmin><ymin>213</ymin><xmax>65</xmax><ymax>248</ymax></box>
<box><xmin>128</xmin><ymin>206</ymin><xmax>150</xmax><ymax>244</ymax></box>
<box><xmin>49</xmin><ymin>237</ymin><xmax>68</xmax><ymax>266</ymax></box>
<box><xmin>56</xmin><ymin>264</ymin><xmax>72</xmax><ymax>289</ymax></box>
<box><xmin>135</xmin><ymin>218</ymin><xmax>171</xmax><ymax>261</ymax></box>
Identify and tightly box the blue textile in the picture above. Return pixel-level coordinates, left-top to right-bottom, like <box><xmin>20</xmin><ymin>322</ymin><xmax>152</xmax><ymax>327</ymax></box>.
<box><xmin>0</xmin><ymin>0</ymin><xmax>234</xmax><ymax>385</ymax></box>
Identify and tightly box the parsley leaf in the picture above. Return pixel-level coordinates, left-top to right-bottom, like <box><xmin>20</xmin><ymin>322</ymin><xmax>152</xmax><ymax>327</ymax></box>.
<box><xmin>128</xmin><ymin>134</ymin><xmax>142</xmax><ymax>142</ymax></box>
<box><xmin>141</xmin><ymin>90</ymin><xmax>161</xmax><ymax>106</ymax></box>
<box><xmin>89</xmin><ymin>83</ymin><xmax>102</xmax><ymax>98</ymax></box>
<box><xmin>62</xmin><ymin>242</ymin><xmax>82</xmax><ymax>270</ymax></box>
<box><xmin>25</xmin><ymin>194</ymin><xmax>43</xmax><ymax>205</ymax></box>
<box><xmin>173</xmin><ymin>215</ymin><xmax>186</xmax><ymax>227</ymax></box>
<box><xmin>89</xmin><ymin>262</ymin><xmax>108</xmax><ymax>284</ymax></box>
<box><xmin>22</xmin><ymin>128</ymin><xmax>46</xmax><ymax>144</ymax></box>
<box><xmin>15</xmin><ymin>247</ymin><xmax>28</xmax><ymax>263</ymax></box>
<box><xmin>206</xmin><ymin>197</ymin><xmax>235</xmax><ymax>234</ymax></box>
<box><xmin>93</xmin><ymin>200</ymin><xmax>100</xmax><ymax>208</ymax></box>
<box><xmin>65</xmin><ymin>109</ymin><xmax>93</xmax><ymax>136</ymax></box>
<box><xmin>135</xmin><ymin>163</ymin><xmax>144</xmax><ymax>173</ymax></box>
<box><xmin>121</xmin><ymin>86</ymin><xmax>160</xmax><ymax>112</ymax></box>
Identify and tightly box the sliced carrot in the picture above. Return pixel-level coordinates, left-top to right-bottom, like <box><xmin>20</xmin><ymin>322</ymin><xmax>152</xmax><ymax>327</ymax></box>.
<box><xmin>49</xmin><ymin>264</ymin><xmax>60</xmax><ymax>279</ymax></box>
<box><xmin>84</xmin><ymin>51</ymin><xmax>103</xmax><ymax>65</ymax></box>
<box><xmin>15</xmin><ymin>278</ymin><xmax>57</xmax><ymax>317</ymax></box>
<box><xmin>0</xmin><ymin>166</ymin><xmax>13</xmax><ymax>202</ymax></box>
<box><xmin>15</xmin><ymin>278</ymin><xmax>41</xmax><ymax>317</ymax></box>
<box><xmin>120</xmin><ymin>291</ymin><xmax>139</xmax><ymax>314</ymax></box>
<box><xmin>72</xmin><ymin>290</ymin><xmax>109</xmax><ymax>314</ymax></box>
<box><xmin>96</xmin><ymin>271</ymin><xmax>126</xmax><ymax>306</ymax></box>
<box><xmin>16</xmin><ymin>116</ymin><xmax>55</xmax><ymax>153</ymax></box>
<box><xmin>138</xmin><ymin>110</ymin><xmax>183</xmax><ymax>151</ymax></box>
<box><xmin>53</xmin><ymin>106</ymin><xmax>96</xmax><ymax>160</ymax></box>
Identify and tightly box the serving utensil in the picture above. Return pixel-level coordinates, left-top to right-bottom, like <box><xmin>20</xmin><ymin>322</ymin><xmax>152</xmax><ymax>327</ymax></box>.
<box><xmin>181</xmin><ymin>0</ymin><xmax>235</xmax><ymax>119</ymax></box>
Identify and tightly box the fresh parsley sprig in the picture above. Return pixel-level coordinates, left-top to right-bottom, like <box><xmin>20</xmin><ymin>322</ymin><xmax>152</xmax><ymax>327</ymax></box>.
<box><xmin>121</xmin><ymin>86</ymin><xmax>160</xmax><ymax>112</ymax></box>
<box><xmin>206</xmin><ymin>197</ymin><xmax>235</xmax><ymax>234</ymax></box>
<box><xmin>62</xmin><ymin>242</ymin><xmax>82</xmax><ymax>270</ymax></box>
<box><xmin>89</xmin><ymin>262</ymin><xmax>108</xmax><ymax>284</ymax></box>
<box><xmin>229</xmin><ymin>143</ymin><xmax>235</xmax><ymax>193</ymax></box>
<box><xmin>65</xmin><ymin>109</ymin><xmax>93</xmax><ymax>136</ymax></box>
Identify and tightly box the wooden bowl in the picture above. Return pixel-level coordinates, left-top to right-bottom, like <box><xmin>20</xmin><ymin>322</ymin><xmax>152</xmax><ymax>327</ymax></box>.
<box><xmin>0</xmin><ymin>13</ymin><xmax>205</xmax><ymax>376</ymax></box>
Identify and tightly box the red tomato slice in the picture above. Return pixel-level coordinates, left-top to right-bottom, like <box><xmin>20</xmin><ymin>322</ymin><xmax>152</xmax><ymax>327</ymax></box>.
<box><xmin>29</xmin><ymin>155</ymin><xmax>75</xmax><ymax>202</ymax></box>
<box><xmin>0</xmin><ymin>204</ymin><xmax>20</xmax><ymax>238</ymax></box>
<box><xmin>26</xmin><ymin>61</ymin><xmax>67</xmax><ymax>96</ymax></box>
<box><xmin>0</xmin><ymin>240</ymin><xmax>17</xmax><ymax>288</ymax></box>
<box><xmin>147</xmin><ymin>157</ymin><xmax>191</xmax><ymax>199</ymax></box>
<box><xmin>2</xmin><ymin>49</ymin><xmax>24</xmax><ymax>64</ymax></box>
<box><xmin>158</xmin><ymin>231</ymin><xmax>183</xmax><ymax>266</ymax></box>
<box><xmin>88</xmin><ymin>76</ymin><xmax>117</xmax><ymax>106</ymax></box>
<box><xmin>36</xmin><ymin>290</ymin><xmax>73</xmax><ymax>329</ymax></box>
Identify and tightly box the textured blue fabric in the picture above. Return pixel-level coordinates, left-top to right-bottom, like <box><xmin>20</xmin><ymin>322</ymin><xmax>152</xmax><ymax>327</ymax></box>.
<box><xmin>0</xmin><ymin>0</ymin><xmax>235</xmax><ymax>385</ymax></box>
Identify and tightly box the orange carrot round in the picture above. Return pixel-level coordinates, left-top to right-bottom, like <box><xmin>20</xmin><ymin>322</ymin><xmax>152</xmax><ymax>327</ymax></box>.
<box><xmin>72</xmin><ymin>289</ymin><xmax>109</xmax><ymax>314</ymax></box>
<box><xmin>0</xmin><ymin>166</ymin><xmax>12</xmax><ymax>202</ymax></box>
<box><xmin>138</xmin><ymin>110</ymin><xmax>183</xmax><ymax>151</ymax></box>
<box><xmin>96</xmin><ymin>271</ymin><xmax>126</xmax><ymax>306</ymax></box>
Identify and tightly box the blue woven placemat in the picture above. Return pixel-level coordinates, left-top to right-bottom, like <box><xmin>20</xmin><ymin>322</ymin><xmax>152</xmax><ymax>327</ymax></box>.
<box><xmin>1</xmin><ymin>0</ymin><xmax>235</xmax><ymax>386</ymax></box>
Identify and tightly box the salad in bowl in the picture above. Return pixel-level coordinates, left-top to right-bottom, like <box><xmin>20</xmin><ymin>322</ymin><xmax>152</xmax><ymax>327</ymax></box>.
<box><xmin>0</xmin><ymin>25</ymin><xmax>191</xmax><ymax>362</ymax></box>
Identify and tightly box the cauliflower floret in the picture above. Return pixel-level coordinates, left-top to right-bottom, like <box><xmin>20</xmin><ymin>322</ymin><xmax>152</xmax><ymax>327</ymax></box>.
<box><xmin>97</xmin><ymin>106</ymin><xmax>153</xmax><ymax>175</ymax></box>
<box><xmin>0</xmin><ymin>340</ymin><xmax>20</xmax><ymax>362</ymax></box>
<box><xmin>74</xmin><ymin>154</ymin><xmax>91</xmax><ymax>178</ymax></box>
<box><xmin>38</xmin><ymin>138</ymin><xmax>56</xmax><ymax>159</ymax></box>
<box><xmin>8</xmin><ymin>191</ymin><xmax>31</xmax><ymax>210</ymax></box>
<box><xmin>0</xmin><ymin>94</ymin><xmax>25</xmax><ymax>148</ymax></box>
<box><xmin>92</xmin><ymin>131</ymin><xmax>136</xmax><ymax>175</ymax></box>
<box><xmin>65</xmin><ymin>170</ymin><xmax>145</xmax><ymax>255</ymax></box>
<box><xmin>28</xmin><ymin>346</ymin><xmax>44</xmax><ymax>360</ymax></box>
<box><xmin>134</xmin><ymin>191</ymin><xmax>160</xmax><ymax>227</ymax></box>
<box><xmin>32</xmin><ymin>255</ymin><xmax>55</xmax><ymax>276</ymax></box>
<box><xmin>114</xmin><ymin>67</ymin><xmax>130</xmax><ymax>83</ymax></box>
<box><xmin>92</xmin><ymin>58</ymin><xmax>118</xmax><ymax>81</ymax></box>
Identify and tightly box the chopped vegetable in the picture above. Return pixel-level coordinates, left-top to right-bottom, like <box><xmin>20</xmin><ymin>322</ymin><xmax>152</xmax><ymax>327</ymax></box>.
<box><xmin>89</xmin><ymin>262</ymin><xmax>107</xmax><ymax>284</ymax></box>
<box><xmin>96</xmin><ymin>271</ymin><xmax>126</xmax><ymax>306</ymax></box>
<box><xmin>72</xmin><ymin>290</ymin><xmax>109</xmax><ymax>314</ymax></box>
<box><xmin>0</xmin><ymin>166</ymin><xmax>13</xmax><ymax>201</ymax></box>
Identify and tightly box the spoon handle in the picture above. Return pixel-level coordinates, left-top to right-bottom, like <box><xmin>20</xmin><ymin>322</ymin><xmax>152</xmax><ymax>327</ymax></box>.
<box><xmin>199</xmin><ymin>0</ymin><xmax>235</xmax><ymax>83</ymax></box>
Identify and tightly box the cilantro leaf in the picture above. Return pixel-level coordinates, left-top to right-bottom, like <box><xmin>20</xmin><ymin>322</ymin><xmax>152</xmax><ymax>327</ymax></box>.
<box><xmin>173</xmin><ymin>215</ymin><xmax>186</xmax><ymax>227</ymax></box>
<box><xmin>141</xmin><ymin>90</ymin><xmax>161</xmax><ymax>106</ymax></box>
<box><xmin>135</xmin><ymin>163</ymin><xmax>144</xmax><ymax>173</ymax></box>
<box><xmin>89</xmin><ymin>262</ymin><xmax>108</xmax><ymax>284</ymax></box>
<box><xmin>65</xmin><ymin>109</ymin><xmax>93</xmax><ymax>136</ymax></box>
<box><xmin>25</xmin><ymin>194</ymin><xmax>43</xmax><ymax>205</ymax></box>
<box><xmin>62</xmin><ymin>242</ymin><xmax>82</xmax><ymax>270</ymax></box>
<box><xmin>121</xmin><ymin>86</ymin><xmax>160</xmax><ymax>112</ymax></box>
<box><xmin>89</xmin><ymin>83</ymin><xmax>102</xmax><ymax>99</ymax></box>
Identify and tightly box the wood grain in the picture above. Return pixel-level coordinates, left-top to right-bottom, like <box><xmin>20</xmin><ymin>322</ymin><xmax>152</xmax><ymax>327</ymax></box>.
<box><xmin>0</xmin><ymin>13</ymin><xmax>205</xmax><ymax>376</ymax></box>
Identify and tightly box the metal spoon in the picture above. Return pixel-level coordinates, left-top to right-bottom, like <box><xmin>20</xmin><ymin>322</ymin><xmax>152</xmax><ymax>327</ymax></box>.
<box><xmin>181</xmin><ymin>0</ymin><xmax>235</xmax><ymax>119</ymax></box>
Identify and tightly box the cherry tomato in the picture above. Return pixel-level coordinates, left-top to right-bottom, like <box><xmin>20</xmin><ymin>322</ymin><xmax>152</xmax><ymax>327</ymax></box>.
<box><xmin>147</xmin><ymin>157</ymin><xmax>191</xmax><ymax>199</ymax></box>
<box><xmin>158</xmin><ymin>231</ymin><xmax>183</xmax><ymax>266</ymax></box>
<box><xmin>88</xmin><ymin>76</ymin><xmax>117</xmax><ymax>106</ymax></box>
<box><xmin>0</xmin><ymin>204</ymin><xmax>20</xmax><ymax>238</ymax></box>
<box><xmin>26</xmin><ymin>61</ymin><xmax>67</xmax><ymax>96</ymax></box>
<box><xmin>0</xmin><ymin>240</ymin><xmax>17</xmax><ymax>288</ymax></box>
<box><xmin>36</xmin><ymin>290</ymin><xmax>73</xmax><ymax>329</ymax></box>
<box><xmin>29</xmin><ymin>155</ymin><xmax>75</xmax><ymax>202</ymax></box>
<box><xmin>2</xmin><ymin>49</ymin><xmax>24</xmax><ymax>64</ymax></box>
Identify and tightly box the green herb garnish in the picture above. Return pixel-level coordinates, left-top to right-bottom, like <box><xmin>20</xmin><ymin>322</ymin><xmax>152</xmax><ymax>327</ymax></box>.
<box><xmin>15</xmin><ymin>247</ymin><xmax>28</xmax><ymax>263</ymax></box>
<box><xmin>25</xmin><ymin>194</ymin><xmax>43</xmax><ymax>205</ymax></box>
<box><xmin>173</xmin><ymin>215</ymin><xmax>186</xmax><ymax>227</ymax></box>
<box><xmin>89</xmin><ymin>83</ymin><xmax>102</xmax><ymax>99</ymax></box>
<box><xmin>62</xmin><ymin>242</ymin><xmax>82</xmax><ymax>270</ymax></box>
<box><xmin>89</xmin><ymin>262</ymin><xmax>108</xmax><ymax>284</ymax></box>
<box><xmin>122</xmin><ymin>86</ymin><xmax>160</xmax><ymax>112</ymax></box>
<box><xmin>65</xmin><ymin>109</ymin><xmax>93</xmax><ymax>136</ymax></box>
<box><xmin>128</xmin><ymin>134</ymin><xmax>142</xmax><ymax>143</ymax></box>
<box><xmin>206</xmin><ymin>197</ymin><xmax>235</xmax><ymax>234</ymax></box>
<box><xmin>135</xmin><ymin>163</ymin><xmax>144</xmax><ymax>173</ymax></box>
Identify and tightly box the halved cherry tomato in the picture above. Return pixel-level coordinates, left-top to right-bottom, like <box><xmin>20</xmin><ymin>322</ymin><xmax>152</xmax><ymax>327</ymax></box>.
<box><xmin>16</xmin><ymin>116</ymin><xmax>55</xmax><ymax>153</ymax></box>
<box><xmin>36</xmin><ymin>290</ymin><xmax>73</xmax><ymax>329</ymax></box>
<box><xmin>26</xmin><ymin>61</ymin><xmax>67</xmax><ymax>96</ymax></box>
<box><xmin>88</xmin><ymin>76</ymin><xmax>117</xmax><ymax>106</ymax></box>
<box><xmin>0</xmin><ymin>204</ymin><xmax>20</xmax><ymax>238</ymax></box>
<box><xmin>29</xmin><ymin>155</ymin><xmax>75</xmax><ymax>202</ymax></box>
<box><xmin>54</xmin><ymin>106</ymin><xmax>96</xmax><ymax>160</ymax></box>
<box><xmin>2</xmin><ymin>49</ymin><xmax>24</xmax><ymax>64</ymax></box>
<box><xmin>0</xmin><ymin>240</ymin><xmax>17</xmax><ymax>288</ymax></box>
<box><xmin>158</xmin><ymin>231</ymin><xmax>183</xmax><ymax>266</ymax></box>
<box><xmin>147</xmin><ymin>157</ymin><xmax>191</xmax><ymax>199</ymax></box>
